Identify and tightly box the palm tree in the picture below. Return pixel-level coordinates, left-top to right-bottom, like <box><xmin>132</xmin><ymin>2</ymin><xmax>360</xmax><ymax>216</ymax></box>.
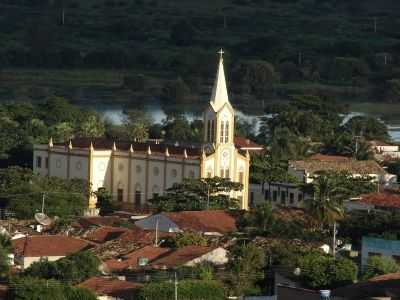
<box><xmin>303</xmin><ymin>171</ymin><xmax>348</xmax><ymax>228</ymax></box>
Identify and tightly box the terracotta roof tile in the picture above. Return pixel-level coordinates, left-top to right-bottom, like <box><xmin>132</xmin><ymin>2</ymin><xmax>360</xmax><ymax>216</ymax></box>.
<box><xmin>12</xmin><ymin>235</ymin><xmax>92</xmax><ymax>257</ymax></box>
<box><xmin>78</xmin><ymin>216</ymin><xmax>124</xmax><ymax>229</ymax></box>
<box><xmin>290</xmin><ymin>159</ymin><xmax>386</xmax><ymax>175</ymax></box>
<box><xmin>150</xmin><ymin>245</ymin><xmax>216</xmax><ymax>269</ymax></box>
<box><xmin>359</xmin><ymin>192</ymin><xmax>400</xmax><ymax>209</ymax></box>
<box><xmin>56</xmin><ymin>137</ymin><xmax>201</xmax><ymax>158</ymax></box>
<box><xmin>309</xmin><ymin>153</ymin><xmax>351</xmax><ymax>162</ymax></box>
<box><xmin>333</xmin><ymin>272</ymin><xmax>400</xmax><ymax>299</ymax></box>
<box><xmin>164</xmin><ymin>210</ymin><xmax>237</xmax><ymax>234</ymax></box>
<box><xmin>84</xmin><ymin>226</ymin><xmax>130</xmax><ymax>244</ymax></box>
<box><xmin>79</xmin><ymin>277</ymin><xmax>142</xmax><ymax>299</ymax></box>
<box><xmin>234</xmin><ymin>136</ymin><xmax>263</xmax><ymax>151</ymax></box>
<box><xmin>105</xmin><ymin>245</ymin><xmax>171</xmax><ymax>272</ymax></box>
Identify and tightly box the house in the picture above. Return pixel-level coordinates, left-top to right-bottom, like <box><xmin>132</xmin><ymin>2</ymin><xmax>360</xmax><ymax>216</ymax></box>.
<box><xmin>250</xmin><ymin>154</ymin><xmax>397</xmax><ymax>208</ymax></box>
<box><xmin>83</xmin><ymin>226</ymin><xmax>130</xmax><ymax>244</ymax></box>
<box><xmin>79</xmin><ymin>276</ymin><xmax>142</xmax><ymax>300</ymax></box>
<box><xmin>234</xmin><ymin>136</ymin><xmax>263</xmax><ymax>153</ymax></box>
<box><xmin>361</xmin><ymin>237</ymin><xmax>400</xmax><ymax>269</ymax></box>
<box><xmin>149</xmin><ymin>245</ymin><xmax>228</xmax><ymax>269</ymax></box>
<box><xmin>134</xmin><ymin>210</ymin><xmax>237</xmax><ymax>236</ymax></box>
<box><xmin>32</xmin><ymin>52</ymin><xmax>252</xmax><ymax>213</ymax></box>
<box><xmin>104</xmin><ymin>246</ymin><xmax>171</xmax><ymax>273</ymax></box>
<box><xmin>333</xmin><ymin>272</ymin><xmax>400</xmax><ymax>299</ymax></box>
<box><xmin>344</xmin><ymin>191</ymin><xmax>400</xmax><ymax>212</ymax></box>
<box><xmin>369</xmin><ymin>140</ymin><xmax>400</xmax><ymax>160</ymax></box>
<box><xmin>12</xmin><ymin>235</ymin><xmax>92</xmax><ymax>269</ymax></box>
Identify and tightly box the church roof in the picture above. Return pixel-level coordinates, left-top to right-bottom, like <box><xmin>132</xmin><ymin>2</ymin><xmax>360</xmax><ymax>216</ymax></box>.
<box><xmin>210</xmin><ymin>51</ymin><xmax>232</xmax><ymax>112</ymax></box>
<box><xmin>55</xmin><ymin>138</ymin><xmax>201</xmax><ymax>158</ymax></box>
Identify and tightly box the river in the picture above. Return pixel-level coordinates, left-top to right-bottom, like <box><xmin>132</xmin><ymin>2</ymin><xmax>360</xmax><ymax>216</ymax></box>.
<box><xmin>92</xmin><ymin>102</ymin><xmax>400</xmax><ymax>142</ymax></box>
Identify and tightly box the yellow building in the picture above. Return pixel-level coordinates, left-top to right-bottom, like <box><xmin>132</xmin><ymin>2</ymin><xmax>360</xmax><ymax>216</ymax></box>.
<box><xmin>33</xmin><ymin>52</ymin><xmax>251</xmax><ymax>212</ymax></box>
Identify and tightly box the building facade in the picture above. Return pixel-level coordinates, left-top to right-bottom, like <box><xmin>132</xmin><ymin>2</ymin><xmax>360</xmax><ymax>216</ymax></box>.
<box><xmin>33</xmin><ymin>53</ymin><xmax>250</xmax><ymax>211</ymax></box>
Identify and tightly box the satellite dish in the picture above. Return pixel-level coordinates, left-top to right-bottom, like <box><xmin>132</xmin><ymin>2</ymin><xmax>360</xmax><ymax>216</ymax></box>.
<box><xmin>35</xmin><ymin>213</ymin><xmax>52</xmax><ymax>226</ymax></box>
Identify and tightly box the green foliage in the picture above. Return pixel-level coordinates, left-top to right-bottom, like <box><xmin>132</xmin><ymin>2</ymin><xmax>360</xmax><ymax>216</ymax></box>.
<box><xmin>297</xmin><ymin>252</ymin><xmax>358</xmax><ymax>289</ymax></box>
<box><xmin>95</xmin><ymin>187</ymin><xmax>115</xmax><ymax>215</ymax></box>
<box><xmin>363</xmin><ymin>255</ymin><xmax>400</xmax><ymax>280</ymax></box>
<box><xmin>10</xmin><ymin>276</ymin><xmax>97</xmax><ymax>300</ymax></box>
<box><xmin>24</xmin><ymin>251</ymin><xmax>100</xmax><ymax>284</ymax></box>
<box><xmin>226</xmin><ymin>242</ymin><xmax>265</xmax><ymax>296</ymax></box>
<box><xmin>0</xmin><ymin>247</ymin><xmax>10</xmax><ymax>279</ymax></box>
<box><xmin>122</xmin><ymin>109</ymin><xmax>152</xmax><ymax>142</ymax></box>
<box><xmin>151</xmin><ymin>177</ymin><xmax>242</xmax><ymax>212</ymax></box>
<box><xmin>164</xmin><ymin>232</ymin><xmax>208</xmax><ymax>248</ymax></box>
<box><xmin>344</xmin><ymin>116</ymin><xmax>390</xmax><ymax>141</ymax></box>
<box><xmin>0</xmin><ymin>166</ymin><xmax>88</xmax><ymax>219</ymax></box>
<box><xmin>139</xmin><ymin>280</ymin><xmax>225</xmax><ymax>300</ymax></box>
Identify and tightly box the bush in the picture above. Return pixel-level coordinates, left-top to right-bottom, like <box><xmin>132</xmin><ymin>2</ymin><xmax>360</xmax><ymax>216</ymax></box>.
<box><xmin>139</xmin><ymin>280</ymin><xmax>225</xmax><ymax>300</ymax></box>
<box><xmin>164</xmin><ymin>232</ymin><xmax>208</xmax><ymax>248</ymax></box>
<box><xmin>363</xmin><ymin>256</ymin><xmax>400</xmax><ymax>280</ymax></box>
<box><xmin>25</xmin><ymin>251</ymin><xmax>100</xmax><ymax>284</ymax></box>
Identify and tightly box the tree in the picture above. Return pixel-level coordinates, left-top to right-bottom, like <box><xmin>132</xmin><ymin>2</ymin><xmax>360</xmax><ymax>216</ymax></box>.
<box><xmin>0</xmin><ymin>247</ymin><xmax>10</xmax><ymax>279</ymax></box>
<box><xmin>151</xmin><ymin>177</ymin><xmax>243</xmax><ymax>211</ymax></box>
<box><xmin>10</xmin><ymin>276</ymin><xmax>97</xmax><ymax>300</ymax></box>
<box><xmin>226</xmin><ymin>242</ymin><xmax>265</xmax><ymax>296</ymax></box>
<box><xmin>303</xmin><ymin>171</ymin><xmax>348</xmax><ymax>228</ymax></box>
<box><xmin>344</xmin><ymin>116</ymin><xmax>390</xmax><ymax>141</ymax></box>
<box><xmin>363</xmin><ymin>256</ymin><xmax>400</xmax><ymax>280</ymax></box>
<box><xmin>0</xmin><ymin>167</ymin><xmax>88</xmax><ymax>219</ymax></box>
<box><xmin>25</xmin><ymin>251</ymin><xmax>100</xmax><ymax>284</ymax></box>
<box><xmin>122</xmin><ymin>109</ymin><xmax>152</xmax><ymax>142</ymax></box>
<box><xmin>139</xmin><ymin>280</ymin><xmax>225</xmax><ymax>300</ymax></box>
<box><xmin>298</xmin><ymin>252</ymin><xmax>358</xmax><ymax>289</ymax></box>
<box><xmin>95</xmin><ymin>188</ymin><xmax>115</xmax><ymax>215</ymax></box>
<box><xmin>79</xmin><ymin>113</ymin><xmax>105</xmax><ymax>138</ymax></box>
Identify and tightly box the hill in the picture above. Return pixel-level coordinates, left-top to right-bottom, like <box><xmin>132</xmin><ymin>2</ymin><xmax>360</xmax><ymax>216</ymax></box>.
<box><xmin>1</xmin><ymin>0</ymin><xmax>400</xmax><ymax>108</ymax></box>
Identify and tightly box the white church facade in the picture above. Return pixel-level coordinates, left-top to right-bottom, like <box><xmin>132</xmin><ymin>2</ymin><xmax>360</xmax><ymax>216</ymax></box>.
<box><xmin>33</xmin><ymin>53</ymin><xmax>252</xmax><ymax>211</ymax></box>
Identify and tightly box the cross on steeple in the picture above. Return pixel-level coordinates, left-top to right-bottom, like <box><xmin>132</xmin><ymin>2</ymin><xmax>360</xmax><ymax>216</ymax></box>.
<box><xmin>218</xmin><ymin>49</ymin><xmax>224</xmax><ymax>60</ymax></box>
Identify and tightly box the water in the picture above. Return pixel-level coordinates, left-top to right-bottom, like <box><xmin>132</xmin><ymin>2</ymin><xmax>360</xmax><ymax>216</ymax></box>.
<box><xmin>93</xmin><ymin>102</ymin><xmax>400</xmax><ymax>142</ymax></box>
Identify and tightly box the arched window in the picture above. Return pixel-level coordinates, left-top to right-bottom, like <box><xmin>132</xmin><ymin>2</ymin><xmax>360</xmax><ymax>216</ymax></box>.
<box><xmin>224</xmin><ymin>121</ymin><xmax>229</xmax><ymax>143</ymax></box>
<box><xmin>152</xmin><ymin>185</ymin><xmax>160</xmax><ymax>199</ymax></box>
<box><xmin>220</xmin><ymin>121</ymin><xmax>225</xmax><ymax>143</ymax></box>
<box><xmin>117</xmin><ymin>182</ymin><xmax>124</xmax><ymax>202</ymax></box>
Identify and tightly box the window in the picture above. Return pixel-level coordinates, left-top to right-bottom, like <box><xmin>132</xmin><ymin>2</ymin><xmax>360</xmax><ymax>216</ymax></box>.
<box><xmin>220</xmin><ymin>169</ymin><xmax>229</xmax><ymax>178</ymax></box>
<box><xmin>135</xmin><ymin>184</ymin><xmax>141</xmax><ymax>207</ymax></box>
<box><xmin>136</xmin><ymin>165</ymin><xmax>142</xmax><ymax>173</ymax></box>
<box><xmin>211</xmin><ymin>120</ymin><xmax>215</xmax><ymax>142</ymax></box>
<box><xmin>289</xmin><ymin>193</ymin><xmax>294</xmax><ymax>204</ymax></box>
<box><xmin>281</xmin><ymin>191</ymin><xmax>286</xmax><ymax>203</ymax></box>
<box><xmin>273</xmin><ymin>191</ymin><xmax>278</xmax><ymax>202</ymax></box>
<box><xmin>220</xmin><ymin>122</ymin><xmax>225</xmax><ymax>143</ymax></box>
<box><xmin>117</xmin><ymin>189</ymin><xmax>123</xmax><ymax>202</ymax></box>
<box><xmin>45</xmin><ymin>157</ymin><xmax>49</xmax><ymax>169</ymax></box>
<box><xmin>153</xmin><ymin>167</ymin><xmax>159</xmax><ymax>176</ymax></box>
<box><xmin>36</xmin><ymin>156</ymin><xmax>42</xmax><ymax>168</ymax></box>
<box><xmin>152</xmin><ymin>185</ymin><xmax>160</xmax><ymax>199</ymax></box>
<box><xmin>224</xmin><ymin>121</ymin><xmax>229</xmax><ymax>143</ymax></box>
<box><xmin>264</xmin><ymin>190</ymin><xmax>270</xmax><ymax>201</ymax></box>
<box><xmin>298</xmin><ymin>193</ymin><xmax>303</xmax><ymax>202</ymax></box>
<box><xmin>171</xmin><ymin>169</ymin><xmax>178</xmax><ymax>178</ymax></box>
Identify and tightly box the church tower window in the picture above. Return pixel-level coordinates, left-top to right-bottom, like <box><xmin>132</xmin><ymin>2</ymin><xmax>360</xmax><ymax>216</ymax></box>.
<box><xmin>224</xmin><ymin>121</ymin><xmax>229</xmax><ymax>143</ymax></box>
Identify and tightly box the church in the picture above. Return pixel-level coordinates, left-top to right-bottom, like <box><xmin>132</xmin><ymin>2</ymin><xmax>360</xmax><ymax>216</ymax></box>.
<box><xmin>33</xmin><ymin>52</ymin><xmax>258</xmax><ymax>211</ymax></box>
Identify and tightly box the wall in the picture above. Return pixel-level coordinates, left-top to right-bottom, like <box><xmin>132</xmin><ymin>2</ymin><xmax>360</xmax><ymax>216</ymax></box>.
<box><xmin>361</xmin><ymin>237</ymin><xmax>400</xmax><ymax>268</ymax></box>
<box><xmin>184</xmin><ymin>248</ymin><xmax>228</xmax><ymax>266</ymax></box>
<box><xmin>22</xmin><ymin>255</ymin><xmax>65</xmax><ymax>270</ymax></box>
<box><xmin>249</xmin><ymin>183</ymin><xmax>306</xmax><ymax>208</ymax></box>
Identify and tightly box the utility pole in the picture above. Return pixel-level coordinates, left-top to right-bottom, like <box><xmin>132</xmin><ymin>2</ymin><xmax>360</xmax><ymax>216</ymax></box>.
<box><xmin>41</xmin><ymin>193</ymin><xmax>46</xmax><ymax>214</ymax></box>
<box><xmin>332</xmin><ymin>221</ymin><xmax>337</xmax><ymax>258</ymax></box>
<box><xmin>174</xmin><ymin>272</ymin><xmax>178</xmax><ymax>300</ymax></box>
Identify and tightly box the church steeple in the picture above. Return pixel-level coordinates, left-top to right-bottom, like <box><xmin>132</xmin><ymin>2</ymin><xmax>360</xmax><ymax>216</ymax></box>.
<box><xmin>210</xmin><ymin>49</ymin><xmax>230</xmax><ymax>112</ymax></box>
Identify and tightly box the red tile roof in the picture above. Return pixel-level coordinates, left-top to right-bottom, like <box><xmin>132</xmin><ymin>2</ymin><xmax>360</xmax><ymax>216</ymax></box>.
<box><xmin>56</xmin><ymin>137</ymin><xmax>201</xmax><ymax>158</ymax></box>
<box><xmin>78</xmin><ymin>216</ymin><xmax>124</xmax><ymax>229</ymax></box>
<box><xmin>164</xmin><ymin>210</ymin><xmax>237</xmax><ymax>234</ymax></box>
<box><xmin>333</xmin><ymin>272</ymin><xmax>400</xmax><ymax>299</ymax></box>
<box><xmin>84</xmin><ymin>226</ymin><xmax>129</xmax><ymax>244</ymax></box>
<box><xmin>309</xmin><ymin>153</ymin><xmax>351</xmax><ymax>162</ymax></box>
<box><xmin>150</xmin><ymin>246</ymin><xmax>216</xmax><ymax>269</ymax></box>
<box><xmin>105</xmin><ymin>245</ymin><xmax>171</xmax><ymax>272</ymax></box>
<box><xmin>234</xmin><ymin>136</ymin><xmax>263</xmax><ymax>151</ymax></box>
<box><xmin>359</xmin><ymin>192</ymin><xmax>400</xmax><ymax>209</ymax></box>
<box><xmin>13</xmin><ymin>235</ymin><xmax>92</xmax><ymax>257</ymax></box>
<box><xmin>79</xmin><ymin>277</ymin><xmax>142</xmax><ymax>299</ymax></box>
